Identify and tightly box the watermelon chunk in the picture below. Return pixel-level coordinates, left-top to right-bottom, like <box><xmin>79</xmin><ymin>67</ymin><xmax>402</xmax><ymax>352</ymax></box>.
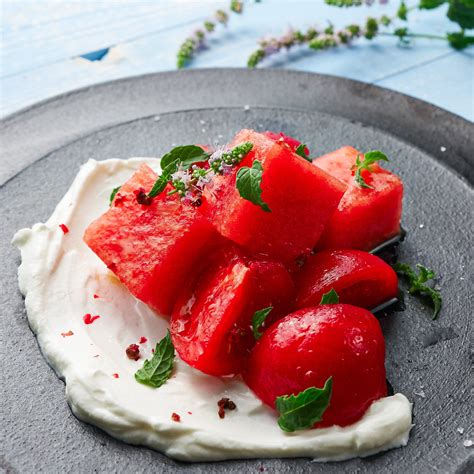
<box><xmin>84</xmin><ymin>163</ymin><xmax>220</xmax><ymax>316</ymax></box>
<box><xmin>263</xmin><ymin>131</ymin><xmax>310</xmax><ymax>156</ymax></box>
<box><xmin>200</xmin><ymin>130</ymin><xmax>346</xmax><ymax>267</ymax></box>
<box><xmin>314</xmin><ymin>146</ymin><xmax>403</xmax><ymax>251</ymax></box>
<box><xmin>170</xmin><ymin>246</ymin><xmax>295</xmax><ymax>376</ymax></box>
<box><xmin>295</xmin><ymin>249</ymin><xmax>399</xmax><ymax>310</ymax></box>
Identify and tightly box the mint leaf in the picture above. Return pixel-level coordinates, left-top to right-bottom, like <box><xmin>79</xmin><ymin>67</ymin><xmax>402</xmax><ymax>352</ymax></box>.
<box><xmin>393</xmin><ymin>262</ymin><xmax>442</xmax><ymax>319</ymax></box>
<box><xmin>109</xmin><ymin>186</ymin><xmax>121</xmax><ymax>205</ymax></box>
<box><xmin>252</xmin><ymin>306</ymin><xmax>273</xmax><ymax>340</ymax></box>
<box><xmin>320</xmin><ymin>288</ymin><xmax>339</xmax><ymax>305</ymax></box>
<box><xmin>295</xmin><ymin>144</ymin><xmax>311</xmax><ymax>162</ymax></box>
<box><xmin>135</xmin><ymin>331</ymin><xmax>175</xmax><ymax>388</ymax></box>
<box><xmin>230</xmin><ymin>0</ymin><xmax>243</xmax><ymax>13</ymax></box>
<box><xmin>161</xmin><ymin>145</ymin><xmax>210</xmax><ymax>170</ymax></box>
<box><xmin>353</xmin><ymin>150</ymin><xmax>389</xmax><ymax>189</ymax></box>
<box><xmin>448</xmin><ymin>0</ymin><xmax>474</xmax><ymax>30</ymax></box>
<box><xmin>276</xmin><ymin>377</ymin><xmax>333</xmax><ymax>432</ymax></box>
<box><xmin>419</xmin><ymin>0</ymin><xmax>447</xmax><ymax>8</ymax></box>
<box><xmin>236</xmin><ymin>160</ymin><xmax>271</xmax><ymax>212</ymax></box>
<box><xmin>147</xmin><ymin>161</ymin><xmax>176</xmax><ymax>198</ymax></box>
<box><xmin>398</xmin><ymin>1</ymin><xmax>408</xmax><ymax>20</ymax></box>
<box><xmin>447</xmin><ymin>31</ymin><xmax>474</xmax><ymax>49</ymax></box>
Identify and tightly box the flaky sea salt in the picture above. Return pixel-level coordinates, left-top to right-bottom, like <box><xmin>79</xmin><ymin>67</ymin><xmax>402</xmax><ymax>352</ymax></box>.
<box><xmin>414</xmin><ymin>390</ymin><xmax>426</xmax><ymax>398</ymax></box>
<box><xmin>457</xmin><ymin>427</ymin><xmax>464</xmax><ymax>434</ymax></box>
<box><xmin>463</xmin><ymin>439</ymin><xmax>473</xmax><ymax>447</ymax></box>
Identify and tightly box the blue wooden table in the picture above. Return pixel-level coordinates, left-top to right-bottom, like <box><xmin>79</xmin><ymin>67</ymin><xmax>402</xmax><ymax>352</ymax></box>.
<box><xmin>1</xmin><ymin>0</ymin><xmax>473</xmax><ymax>120</ymax></box>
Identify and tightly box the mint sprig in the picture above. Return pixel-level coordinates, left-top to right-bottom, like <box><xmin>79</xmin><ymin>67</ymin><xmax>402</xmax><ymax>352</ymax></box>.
<box><xmin>320</xmin><ymin>288</ymin><xmax>339</xmax><ymax>305</ymax></box>
<box><xmin>295</xmin><ymin>144</ymin><xmax>311</xmax><ymax>162</ymax></box>
<box><xmin>252</xmin><ymin>306</ymin><xmax>273</xmax><ymax>340</ymax></box>
<box><xmin>109</xmin><ymin>186</ymin><xmax>121</xmax><ymax>205</ymax></box>
<box><xmin>393</xmin><ymin>262</ymin><xmax>442</xmax><ymax>319</ymax></box>
<box><xmin>236</xmin><ymin>160</ymin><xmax>271</xmax><ymax>212</ymax></box>
<box><xmin>135</xmin><ymin>331</ymin><xmax>175</xmax><ymax>388</ymax></box>
<box><xmin>276</xmin><ymin>377</ymin><xmax>333</xmax><ymax>432</ymax></box>
<box><xmin>353</xmin><ymin>150</ymin><xmax>389</xmax><ymax>189</ymax></box>
<box><xmin>148</xmin><ymin>145</ymin><xmax>210</xmax><ymax>199</ymax></box>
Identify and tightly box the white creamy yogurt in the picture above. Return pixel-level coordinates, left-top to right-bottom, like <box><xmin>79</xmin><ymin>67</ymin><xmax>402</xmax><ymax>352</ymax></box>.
<box><xmin>13</xmin><ymin>158</ymin><xmax>413</xmax><ymax>462</ymax></box>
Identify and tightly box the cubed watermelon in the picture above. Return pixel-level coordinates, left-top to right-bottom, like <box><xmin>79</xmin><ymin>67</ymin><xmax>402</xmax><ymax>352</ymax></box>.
<box><xmin>314</xmin><ymin>146</ymin><xmax>403</xmax><ymax>251</ymax></box>
<box><xmin>295</xmin><ymin>249</ymin><xmax>399</xmax><ymax>311</ymax></box>
<box><xmin>200</xmin><ymin>130</ymin><xmax>346</xmax><ymax>267</ymax></box>
<box><xmin>84</xmin><ymin>164</ymin><xmax>220</xmax><ymax>316</ymax></box>
<box><xmin>170</xmin><ymin>244</ymin><xmax>295</xmax><ymax>376</ymax></box>
<box><xmin>263</xmin><ymin>131</ymin><xmax>310</xmax><ymax>156</ymax></box>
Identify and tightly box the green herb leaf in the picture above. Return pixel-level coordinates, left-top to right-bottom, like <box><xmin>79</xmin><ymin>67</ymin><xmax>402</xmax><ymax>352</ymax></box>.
<box><xmin>295</xmin><ymin>144</ymin><xmax>311</xmax><ymax>162</ymax></box>
<box><xmin>320</xmin><ymin>288</ymin><xmax>339</xmax><ymax>305</ymax></box>
<box><xmin>252</xmin><ymin>306</ymin><xmax>273</xmax><ymax>340</ymax></box>
<box><xmin>236</xmin><ymin>160</ymin><xmax>271</xmax><ymax>212</ymax></box>
<box><xmin>135</xmin><ymin>331</ymin><xmax>175</xmax><ymax>388</ymax></box>
<box><xmin>419</xmin><ymin>0</ymin><xmax>447</xmax><ymax>8</ymax></box>
<box><xmin>447</xmin><ymin>31</ymin><xmax>474</xmax><ymax>49</ymax></box>
<box><xmin>147</xmin><ymin>162</ymin><xmax>176</xmax><ymax>198</ymax></box>
<box><xmin>160</xmin><ymin>145</ymin><xmax>210</xmax><ymax>170</ymax></box>
<box><xmin>276</xmin><ymin>377</ymin><xmax>333</xmax><ymax>432</ymax></box>
<box><xmin>248</xmin><ymin>48</ymin><xmax>265</xmax><ymax>68</ymax></box>
<box><xmin>397</xmin><ymin>2</ymin><xmax>409</xmax><ymax>20</ymax></box>
<box><xmin>230</xmin><ymin>0</ymin><xmax>243</xmax><ymax>14</ymax></box>
<box><xmin>393</xmin><ymin>262</ymin><xmax>442</xmax><ymax>319</ymax></box>
<box><xmin>109</xmin><ymin>186</ymin><xmax>121</xmax><ymax>205</ymax></box>
<box><xmin>353</xmin><ymin>150</ymin><xmax>389</xmax><ymax>189</ymax></box>
<box><xmin>447</xmin><ymin>0</ymin><xmax>474</xmax><ymax>30</ymax></box>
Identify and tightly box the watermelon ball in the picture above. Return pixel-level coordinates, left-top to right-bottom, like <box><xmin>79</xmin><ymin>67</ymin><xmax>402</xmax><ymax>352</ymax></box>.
<box><xmin>170</xmin><ymin>245</ymin><xmax>295</xmax><ymax>376</ymax></box>
<box><xmin>200</xmin><ymin>130</ymin><xmax>346</xmax><ymax>268</ymax></box>
<box><xmin>244</xmin><ymin>304</ymin><xmax>387</xmax><ymax>428</ymax></box>
<box><xmin>295</xmin><ymin>249</ymin><xmax>399</xmax><ymax>311</ymax></box>
<box><xmin>263</xmin><ymin>131</ymin><xmax>310</xmax><ymax>156</ymax></box>
<box><xmin>314</xmin><ymin>146</ymin><xmax>403</xmax><ymax>252</ymax></box>
<box><xmin>84</xmin><ymin>164</ymin><xmax>221</xmax><ymax>316</ymax></box>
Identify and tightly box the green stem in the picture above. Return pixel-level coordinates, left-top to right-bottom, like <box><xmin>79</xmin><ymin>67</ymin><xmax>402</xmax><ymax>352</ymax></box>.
<box><xmin>379</xmin><ymin>31</ymin><xmax>448</xmax><ymax>41</ymax></box>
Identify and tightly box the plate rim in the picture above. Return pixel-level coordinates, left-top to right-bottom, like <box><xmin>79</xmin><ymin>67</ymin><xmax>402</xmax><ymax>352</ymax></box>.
<box><xmin>1</xmin><ymin>68</ymin><xmax>473</xmax><ymax>186</ymax></box>
<box><xmin>2</xmin><ymin>68</ymin><xmax>472</xmax><ymax>126</ymax></box>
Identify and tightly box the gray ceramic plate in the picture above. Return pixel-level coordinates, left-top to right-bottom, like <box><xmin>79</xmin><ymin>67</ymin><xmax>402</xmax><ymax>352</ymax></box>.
<box><xmin>1</xmin><ymin>70</ymin><xmax>473</xmax><ymax>473</ymax></box>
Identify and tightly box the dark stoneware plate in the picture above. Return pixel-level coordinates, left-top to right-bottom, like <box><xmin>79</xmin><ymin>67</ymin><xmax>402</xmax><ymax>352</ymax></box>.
<box><xmin>1</xmin><ymin>70</ymin><xmax>472</xmax><ymax>473</ymax></box>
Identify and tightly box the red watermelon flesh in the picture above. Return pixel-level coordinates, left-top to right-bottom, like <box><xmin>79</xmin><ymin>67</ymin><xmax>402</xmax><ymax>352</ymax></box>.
<box><xmin>200</xmin><ymin>130</ymin><xmax>346</xmax><ymax>268</ymax></box>
<box><xmin>295</xmin><ymin>249</ymin><xmax>399</xmax><ymax>310</ymax></box>
<box><xmin>170</xmin><ymin>246</ymin><xmax>295</xmax><ymax>376</ymax></box>
<box><xmin>84</xmin><ymin>163</ymin><xmax>221</xmax><ymax>316</ymax></box>
<box><xmin>314</xmin><ymin>146</ymin><xmax>403</xmax><ymax>252</ymax></box>
<box><xmin>263</xmin><ymin>131</ymin><xmax>310</xmax><ymax>156</ymax></box>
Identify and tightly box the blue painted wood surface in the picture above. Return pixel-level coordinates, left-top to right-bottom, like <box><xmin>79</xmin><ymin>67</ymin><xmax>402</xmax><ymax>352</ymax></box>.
<box><xmin>1</xmin><ymin>0</ymin><xmax>473</xmax><ymax>120</ymax></box>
